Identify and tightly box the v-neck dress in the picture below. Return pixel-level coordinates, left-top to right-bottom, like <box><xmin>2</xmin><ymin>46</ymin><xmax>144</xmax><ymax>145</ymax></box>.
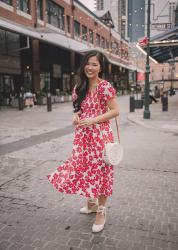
<box><xmin>47</xmin><ymin>80</ymin><xmax>116</xmax><ymax>198</ymax></box>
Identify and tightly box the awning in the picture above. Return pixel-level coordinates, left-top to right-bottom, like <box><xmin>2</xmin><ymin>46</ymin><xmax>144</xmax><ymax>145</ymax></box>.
<box><xmin>137</xmin><ymin>26</ymin><xmax>178</xmax><ymax>63</ymax></box>
<box><xmin>0</xmin><ymin>17</ymin><xmax>138</xmax><ymax>71</ymax></box>
<box><xmin>0</xmin><ymin>17</ymin><xmax>89</xmax><ymax>53</ymax></box>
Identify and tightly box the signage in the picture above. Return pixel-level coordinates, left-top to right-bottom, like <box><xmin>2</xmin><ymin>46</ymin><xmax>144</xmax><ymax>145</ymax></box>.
<box><xmin>151</xmin><ymin>23</ymin><xmax>172</xmax><ymax>30</ymax></box>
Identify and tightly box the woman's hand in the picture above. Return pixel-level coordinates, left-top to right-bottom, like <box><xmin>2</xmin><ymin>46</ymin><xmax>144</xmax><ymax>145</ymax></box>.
<box><xmin>79</xmin><ymin>117</ymin><xmax>97</xmax><ymax>127</ymax></box>
<box><xmin>72</xmin><ymin>114</ymin><xmax>80</xmax><ymax>125</ymax></box>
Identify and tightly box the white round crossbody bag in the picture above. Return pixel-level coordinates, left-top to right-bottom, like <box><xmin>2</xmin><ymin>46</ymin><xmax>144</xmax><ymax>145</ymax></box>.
<box><xmin>98</xmin><ymin>95</ymin><xmax>123</xmax><ymax>166</ymax></box>
<box><xmin>102</xmin><ymin>117</ymin><xmax>124</xmax><ymax>166</ymax></box>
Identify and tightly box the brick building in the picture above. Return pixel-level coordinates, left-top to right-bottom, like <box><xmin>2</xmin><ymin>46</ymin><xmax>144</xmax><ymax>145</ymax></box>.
<box><xmin>0</xmin><ymin>0</ymin><xmax>143</xmax><ymax>106</ymax></box>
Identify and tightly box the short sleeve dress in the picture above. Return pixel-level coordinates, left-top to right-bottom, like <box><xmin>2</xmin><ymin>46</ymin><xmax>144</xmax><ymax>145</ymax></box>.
<box><xmin>47</xmin><ymin>80</ymin><xmax>116</xmax><ymax>198</ymax></box>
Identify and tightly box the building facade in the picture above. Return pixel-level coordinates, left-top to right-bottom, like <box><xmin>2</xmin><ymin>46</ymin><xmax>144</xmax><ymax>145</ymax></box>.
<box><xmin>95</xmin><ymin>0</ymin><xmax>128</xmax><ymax>39</ymax></box>
<box><xmin>149</xmin><ymin>0</ymin><xmax>178</xmax><ymax>37</ymax></box>
<box><xmin>0</xmin><ymin>0</ymin><xmax>143</xmax><ymax>106</ymax></box>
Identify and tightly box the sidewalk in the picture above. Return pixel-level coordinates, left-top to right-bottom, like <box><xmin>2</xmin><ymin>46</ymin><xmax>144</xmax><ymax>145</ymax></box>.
<box><xmin>1</xmin><ymin>93</ymin><xmax>177</xmax><ymax>146</ymax></box>
<box><xmin>0</xmin><ymin>102</ymin><xmax>73</xmax><ymax>145</ymax></box>
<box><xmin>128</xmin><ymin>93</ymin><xmax>178</xmax><ymax>133</ymax></box>
<box><xmin>0</xmin><ymin>95</ymin><xmax>178</xmax><ymax>250</ymax></box>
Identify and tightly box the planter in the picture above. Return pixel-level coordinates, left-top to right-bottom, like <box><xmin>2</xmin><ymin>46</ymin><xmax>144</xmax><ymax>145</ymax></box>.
<box><xmin>37</xmin><ymin>96</ymin><xmax>47</xmax><ymax>105</ymax></box>
<box><xmin>51</xmin><ymin>95</ymin><xmax>55</xmax><ymax>104</ymax></box>
<box><xmin>54</xmin><ymin>96</ymin><xmax>61</xmax><ymax>103</ymax></box>
<box><xmin>134</xmin><ymin>99</ymin><xmax>143</xmax><ymax>109</ymax></box>
<box><xmin>11</xmin><ymin>98</ymin><xmax>19</xmax><ymax>108</ymax></box>
<box><xmin>60</xmin><ymin>96</ymin><xmax>65</xmax><ymax>102</ymax></box>
<box><xmin>68</xmin><ymin>95</ymin><xmax>72</xmax><ymax>101</ymax></box>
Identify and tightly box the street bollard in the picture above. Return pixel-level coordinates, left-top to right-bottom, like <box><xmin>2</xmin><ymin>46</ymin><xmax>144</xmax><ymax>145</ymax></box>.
<box><xmin>162</xmin><ymin>96</ymin><xmax>168</xmax><ymax>111</ymax></box>
<box><xmin>130</xmin><ymin>96</ymin><xmax>135</xmax><ymax>112</ymax></box>
<box><xmin>47</xmin><ymin>92</ymin><xmax>52</xmax><ymax>112</ymax></box>
<box><xmin>18</xmin><ymin>92</ymin><xmax>24</xmax><ymax>111</ymax></box>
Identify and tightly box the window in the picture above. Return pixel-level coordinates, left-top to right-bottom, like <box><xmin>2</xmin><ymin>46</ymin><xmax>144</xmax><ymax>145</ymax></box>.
<box><xmin>66</xmin><ymin>16</ymin><xmax>70</xmax><ymax>33</ymax></box>
<box><xmin>47</xmin><ymin>0</ymin><xmax>64</xmax><ymax>30</ymax></box>
<box><xmin>89</xmin><ymin>29</ymin><xmax>93</xmax><ymax>44</ymax></box>
<box><xmin>106</xmin><ymin>40</ymin><xmax>109</xmax><ymax>50</ymax></box>
<box><xmin>37</xmin><ymin>0</ymin><xmax>43</xmax><ymax>20</ymax></box>
<box><xmin>111</xmin><ymin>41</ymin><xmax>118</xmax><ymax>54</ymax></box>
<box><xmin>74</xmin><ymin>20</ymin><xmax>80</xmax><ymax>37</ymax></box>
<box><xmin>0</xmin><ymin>0</ymin><xmax>12</xmax><ymax>5</ymax></box>
<box><xmin>96</xmin><ymin>34</ymin><xmax>100</xmax><ymax>47</ymax></box>
<box><xmin>82</xmin><ymin>25</ymin><xmax>87</xmax><ymax>41</ymax></box>
<box><xmin>16</xmin><ymin>0</ymin><xmax>30</xmax><ymax>14</ymax></box>
<box><xmin>101</xmin><ymin>37</ymin><xmax>105</xmax><ymax>49</ymax></box>
<box><xmin>0</xmin><ymin>29</ymin><xmax>20</xmax><ymax>54</ymax></box>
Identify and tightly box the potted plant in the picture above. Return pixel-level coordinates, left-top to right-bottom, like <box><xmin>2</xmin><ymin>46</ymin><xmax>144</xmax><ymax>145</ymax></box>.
<box><xmin>36</xmin><ymin>91</ymin><xmax>47</xmax><ymax>105</ymax></box>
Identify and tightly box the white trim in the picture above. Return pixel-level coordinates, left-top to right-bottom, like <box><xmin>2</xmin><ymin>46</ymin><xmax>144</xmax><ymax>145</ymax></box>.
<box><xmin>37</xmin><ymin>19</ymin><xmax>45</xmax><ymax>26</ymax></box>
<box><xmin>74</xmin><ymin>35</ymin><xmax>81</xmax><ymax>42</ymax></box>
<box><xmin>17</xmin><ymin>10</ymin><xmax>32</xmax><ymax>20</ymax></box>
<box><xmin>46</xmin><ymin>23</ymin><xmax>65</xmax><ymax>35</ymax></box>
<box><xmin>63</xmin><ymin>0</ymin><xmax>70</xmax><ymax>4</ymax></box>
<box><xmin>0</xmin><ymin>1</ymin><xmax>13</xmax><ymax>12</ymax></box>
<box><xmin>136</xmin><ymin>44</ymin><xmax>158</xmax><ymax>64</ymax></box>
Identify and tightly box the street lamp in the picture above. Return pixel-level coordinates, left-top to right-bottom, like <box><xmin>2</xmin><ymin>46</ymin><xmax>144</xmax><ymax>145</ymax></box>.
<box><xmin>171</xmin><ymin>63</ymin><xmax>175</xmax><ymax>90</ymax></box>
<box><xmin>143</xmin><ymin>0</ymin><xmax>151</xmax><ymax>119</ymax></box>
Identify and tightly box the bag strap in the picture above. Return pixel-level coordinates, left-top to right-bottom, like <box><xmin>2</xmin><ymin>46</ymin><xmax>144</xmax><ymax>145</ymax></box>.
<box><xmin>114</xmin><ymin>117</ymin><xmax>121</xmax><ymax>143</ymax></box>
<box><xmin>97</xmin><ymin>90</ymin><xmax>121</xmax><ymax>143</ymax></box>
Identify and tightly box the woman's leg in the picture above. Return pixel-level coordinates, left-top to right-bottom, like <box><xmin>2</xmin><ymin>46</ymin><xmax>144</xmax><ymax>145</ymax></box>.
<box><xmin>88</xmin><ymin>198</ymin><xmax>98</xmax><ymax>209</ymax></box>
<box><xmin>94</xmin><ymin>195</ymin><xmax>107</xmax><ymax>225</ymax></box>
<box><xmin>98</xmin><ymin>195</ymin><xmax>107</xmax><ymax>206</ymax></box>
<box><xmin>80</xmin><ymin>198</ymin><xmax>98</xmax><ymax>214</ymax></box>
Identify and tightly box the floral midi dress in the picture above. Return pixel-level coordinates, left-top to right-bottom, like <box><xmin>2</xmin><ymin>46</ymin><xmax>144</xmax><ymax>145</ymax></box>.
<box><xmin>47</xmin><ymin>80</ymin><xmax>116</xmax><ymax>198</ymax></box>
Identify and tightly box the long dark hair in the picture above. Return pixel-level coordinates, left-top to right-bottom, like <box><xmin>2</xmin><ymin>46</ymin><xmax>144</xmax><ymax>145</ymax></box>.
<box><xmin>73</xmin><ymin>50</ymin><xmax>103</xmax><ymax>113</ymax></box>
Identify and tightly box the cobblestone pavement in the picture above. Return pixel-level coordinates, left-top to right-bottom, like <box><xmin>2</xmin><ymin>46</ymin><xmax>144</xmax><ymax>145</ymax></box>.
<box><xmin>0</xmin><ymin>95</ymin><xmax>178</xmax><ymax>250</ymax></box>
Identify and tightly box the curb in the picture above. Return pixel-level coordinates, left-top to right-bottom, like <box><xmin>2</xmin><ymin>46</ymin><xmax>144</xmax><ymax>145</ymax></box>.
<box><xmin>127</xmin><ymin>113</ymin><xmax>178</xmax><ymax>133</ymax></box>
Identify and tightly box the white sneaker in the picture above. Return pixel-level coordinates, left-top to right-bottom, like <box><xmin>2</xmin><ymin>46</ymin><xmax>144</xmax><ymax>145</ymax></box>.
<box><xmin>92</xmin><ymin>206</ymin><xmax>106</xmax><ymax>233</ymax></box>
<box><xmin>80</xmin><ymin>198</ymin><xmax>98</xmax><ymax>214</ymax></box>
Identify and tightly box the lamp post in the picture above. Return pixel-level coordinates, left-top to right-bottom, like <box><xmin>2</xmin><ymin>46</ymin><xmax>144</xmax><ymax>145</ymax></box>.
<box><xmin>143</xmin><ymin>0</ymin><xmax>151</xmax><ymax>119</ymax></box>
<box><xmin>171</xmin><ymin>63</ymin><xmax>175</xmax><ymax>90</ymax></box>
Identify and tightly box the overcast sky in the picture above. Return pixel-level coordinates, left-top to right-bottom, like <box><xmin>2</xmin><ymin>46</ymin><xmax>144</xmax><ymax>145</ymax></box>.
<box><xmin>79</xmin><ymin>0</ymin><xmax>95</xmax><ymax>11</ymax></box>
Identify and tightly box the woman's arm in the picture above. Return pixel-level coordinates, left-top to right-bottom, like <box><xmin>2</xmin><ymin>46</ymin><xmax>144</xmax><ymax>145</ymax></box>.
<box><xmin>79</xmin><ymin>97</ymin><xmax>119</xmax><ymax>126</ymax></box>
<box><xmin>72</xmin><ymin>113</ymin><xmax>80</xmax><ymax>125</ymax></box>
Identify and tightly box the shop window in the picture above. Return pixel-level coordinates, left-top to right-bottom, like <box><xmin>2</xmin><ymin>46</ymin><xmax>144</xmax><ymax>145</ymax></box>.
<box><xmin>82</xmin><ymin>25</ymin><xmax>87</xmax><ymax>41</ymax></box>
<box><xmin>0</xmin><ymin>29</ymin><xmax>20</xmax><ymax>54</ymax></box>
<box><xmin>37</xmin><ymin>0</ymin><xmax>43</xmax><ymax>20</ymax></box>
<box><xmin>0</xmin><ymin>75</ymin><xmax>13</xmax><ymax>101</ymax></box>
<box><xmin>40</xmin><ymin>72</ymin><xmax>50</xmax><ymax>92</ymax></box>
<box><xmin>0</xmin><ymin>0</ymin><xmax>12</xmax><ymax>5</ymax></box>
<box><xmin>16</xmin><ymin>0</ymin><xmax>30</xmax><ymax>14</ymax></box>
<box><xmin>89</xmin><ymin>29</ymin><xmax>93</xmax><ymax>44</ymax></box>
<box><xmin>24</xmin><ymin>70</ymin><xmax>32</xmax><ymax>91</ymax></box>
<box><xmin>74</xmin><ymin>20</ymin><xmax>80</xmax><ymax>37</ymax></box>
<box><xmin>96</xmin><ymin>34</ymin><xmax>100</xmax><ymax>47</ymax></box>
<box><xmin>66</xmin><ymin>16</ymin><xmax>70</xmax><ymax>33</ymax></box>
<box><xmin>47</xmin><ymin>0</ymin><xmax>64</xmax><ymax>30</ymax></box>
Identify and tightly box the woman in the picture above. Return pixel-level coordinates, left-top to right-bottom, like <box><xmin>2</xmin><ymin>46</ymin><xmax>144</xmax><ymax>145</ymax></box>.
<box><xmin>48</xmin><ymin>50</ymin><xmax>119</xmax><ymax>233</ymax></box>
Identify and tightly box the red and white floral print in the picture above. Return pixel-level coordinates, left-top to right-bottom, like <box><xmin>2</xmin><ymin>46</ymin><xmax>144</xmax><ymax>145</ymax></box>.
<box><xmin>47</xmin><ymin>80</ymin><xmax>116</xmax><ymax>198</ymax></box>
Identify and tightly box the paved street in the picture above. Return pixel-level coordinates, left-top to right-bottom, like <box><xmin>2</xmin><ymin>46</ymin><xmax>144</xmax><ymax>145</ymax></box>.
<box><xmin>0</xmin><ymin>95</ymin><xmax>178</xmax><ymax>250</ymax></box>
